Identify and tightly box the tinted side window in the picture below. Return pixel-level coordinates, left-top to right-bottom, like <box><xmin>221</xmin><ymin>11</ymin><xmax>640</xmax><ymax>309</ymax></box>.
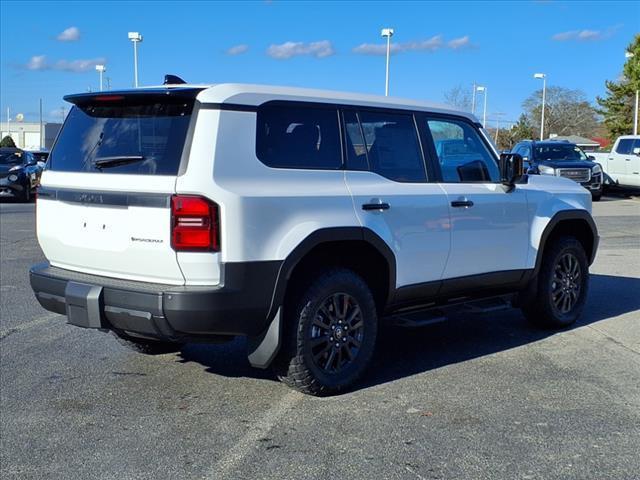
<box><xmin>256</xmin><ymin>105</ymin><xmax>341</xmax><ymax>170</ymax></box>
<box><xmin>427</xmin><ymin>118</ymin><xmax>500</xmax><ymax>183</ymax></box>
<box><xmin>357</xmin><ymin>111</ymin><xmax>426</xmax><ymax>183</ymax></box>
<box><xmin>342</xmin><ymin>110</ymin><xmax>369</xmax><ymax>171</ymax></box>
<box><xmin>616</xmin><ymin>139</ymin><xmax>634</xmax><ymax>155</ymax></box>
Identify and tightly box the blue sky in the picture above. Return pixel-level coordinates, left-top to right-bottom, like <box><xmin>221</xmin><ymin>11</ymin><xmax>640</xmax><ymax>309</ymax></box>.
<box><xmin>1</xmin><ymin>0</ymin><xmax>637</xmax><ymax>125</ymax></box>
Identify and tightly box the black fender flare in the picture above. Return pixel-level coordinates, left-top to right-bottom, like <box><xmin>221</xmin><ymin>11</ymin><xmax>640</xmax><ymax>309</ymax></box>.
<box><xmin>265</xmin><ymin>227</ymin><xmax>396</xmax><ymax>322</ymax></box>
<box><xmin>534</xmin><ymin>209</ymin><xmax>599</xmax><ymax>275</ymax></box>
<box><xmin>247</xmin><ymin>227</ymin><xmax>396</xmax><ymax>368</ymax></box>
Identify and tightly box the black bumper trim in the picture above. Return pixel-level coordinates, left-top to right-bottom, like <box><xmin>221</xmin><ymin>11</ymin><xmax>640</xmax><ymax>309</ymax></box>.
<box><xmin>29</xmin><ymin>261</ymin><xmax>282</xmax><ymax>341</ymax></box>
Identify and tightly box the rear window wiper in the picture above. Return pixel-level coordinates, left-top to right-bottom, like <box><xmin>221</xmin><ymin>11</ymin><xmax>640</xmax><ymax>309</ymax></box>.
<box><xmin>93</xmin><ymin>156</ymin><xmax>145</xmax><ymax>169</ymax></box>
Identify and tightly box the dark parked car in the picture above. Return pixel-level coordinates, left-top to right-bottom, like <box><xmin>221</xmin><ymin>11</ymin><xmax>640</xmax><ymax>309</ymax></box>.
<box><xmin>511</xmin><ymin>140</ymin><xmax>603</xmax><ymax>201</ymax></box>
<box><xmin>0</xmin><ymin>148</ymin><xmax>43</xmax><ymax>202</ymax></box>
<box><xmin>28</xmin><ymin>150</ymin><xmax>50</xmax><ymax>165</ymax></box>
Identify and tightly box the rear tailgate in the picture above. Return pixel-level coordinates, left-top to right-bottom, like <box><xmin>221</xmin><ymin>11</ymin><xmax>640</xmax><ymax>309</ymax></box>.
<box><xmin>37</xmin><ymin>89</ymin><xmax>201</xmax><ymax>285</ymax></box>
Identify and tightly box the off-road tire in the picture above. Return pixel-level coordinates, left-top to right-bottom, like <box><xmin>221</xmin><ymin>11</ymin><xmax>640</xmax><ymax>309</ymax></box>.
<box><xmin>522</xmin><ymin>236</ymin><xmax>589</xmax><ymax>328</ymax></box>
<box><xmin>273</xmin><ymin>268</ymin><xmax>378</xmax><ymax>396</ymax></box>
<box><xmin>20</xmin><ymin>186</ymin><xmax>31</xmax><ymax>203</ymax></box>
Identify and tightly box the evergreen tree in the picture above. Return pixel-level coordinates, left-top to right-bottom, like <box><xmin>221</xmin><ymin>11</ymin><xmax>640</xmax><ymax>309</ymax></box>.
<box><xmin>510</xmin><ymin>114</ymin><xmax>535</xmax><ymax>147</ymax></box>
<box><xmin>0</xmin><ymin>136</ymin><xmax>17</xmax><ymax>148</ymax></box>
<box><xmin>596</xmin><ymin>35</ymin><xmax>640</xmax><ymax>141</ymax></box>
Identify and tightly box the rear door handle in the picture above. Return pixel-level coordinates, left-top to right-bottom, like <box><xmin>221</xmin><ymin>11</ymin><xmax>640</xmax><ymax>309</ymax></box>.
<box><xmin>362</xmin><ymin>202</ymin><xmax>390</xmax><ymax>211</ymax></box>
<box><xmin>451</xmin><ymin>200</ymin><xmax>474</xmax><ymax>208</ymax></box>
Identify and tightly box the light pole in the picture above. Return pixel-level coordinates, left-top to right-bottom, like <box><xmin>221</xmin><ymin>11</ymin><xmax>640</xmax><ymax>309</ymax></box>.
<box><xmin>128</xmin><ymin>32</ymin><xmax>143</xmax><ymax>87</ymax></box>
<box><xmin>476</xmin><ymin>86</ymin><xmax>487</xmax><ymax>127</ymax></box>
<box><xmin>381</xmin><ymin>28</ymin><xmax>394</xmax><ymax>96</ymax></box>
<box><xmin>626</xmin><ymin>51</ymin><xmax>638</xmax><ymax>135</ymax></box>
<box><xmin>534</xmin><ymin>73</ymin><xmax>547</xmax><ymax>140</ymax></box>
<box><xmin>95</xmin><ymin>64</ymin><xmax>106</xmax><ymax>91</ymax></box>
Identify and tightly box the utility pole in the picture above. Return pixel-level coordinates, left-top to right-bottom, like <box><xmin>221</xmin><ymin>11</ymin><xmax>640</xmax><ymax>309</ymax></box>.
<box><xmin>493</xmin><ymin>112</ymin><xmax>505</xmax><ymax>145</ymax></box>
<box><xmin>39</xmin><ymin>99</ymin><xmax>43</xmax><ymax>150</ymax></box>
<box><xmin>471</xmin><ymin>82</ymin><xmax>477</xmax><ymax>114</ymax></box>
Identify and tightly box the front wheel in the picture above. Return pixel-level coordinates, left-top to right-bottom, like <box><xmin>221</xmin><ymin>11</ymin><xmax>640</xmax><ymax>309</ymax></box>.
<box><xmin>20</xmin><ymin>185</ymin><xmax>31</xmax><ymax>203</ymax></box>
<box><xmin>522</xmin><ymin>236</ymin><xmax>589</xmax><ymax>328</ymax></box>
<box><xmin>273</xmin><ymin>269</ymin><xmax>378</xmax><ymax>396</ymax></box>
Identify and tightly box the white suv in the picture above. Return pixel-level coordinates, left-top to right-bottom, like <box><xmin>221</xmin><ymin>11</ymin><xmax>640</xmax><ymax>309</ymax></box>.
<box><xmin>30</xmin><ymin>80</ymin><xmax>598</xmax><ymax>395</ymax></box>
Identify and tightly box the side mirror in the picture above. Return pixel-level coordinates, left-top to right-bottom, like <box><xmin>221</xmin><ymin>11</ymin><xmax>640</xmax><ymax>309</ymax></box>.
<box><xmin>499</xmin><ymin>153</ymin><xmax>524</xmax><ymax>190</ymax></box>
<box><xmin>588</xmin><ymin>155</ymin><xmax>596</xmax><ymax>161</ymax></box>
<box><xmin>633</xmin><ymin>147</ymin><xmax>640</xmax><ymax>156</ymax></box>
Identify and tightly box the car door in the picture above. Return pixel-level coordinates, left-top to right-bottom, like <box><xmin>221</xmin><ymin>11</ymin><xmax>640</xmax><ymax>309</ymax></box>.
<box><xmin>609</xmin><ymin>138</ymin><xmax>633</xmax><ymax>181</ymax></box>
<box><xmin>623</xmin><ymin>138</ymin><xmax>640</xmax><ymax>186</ymax></box>
<box><xmin>342</xmin><ymin>109</ymin><xmax>451</xmax><ymax>290</ymax></box>
<box><xmin>421</xmin><ymin>115</ymin><xmax>529</xmax><ymax>280</ymax></box>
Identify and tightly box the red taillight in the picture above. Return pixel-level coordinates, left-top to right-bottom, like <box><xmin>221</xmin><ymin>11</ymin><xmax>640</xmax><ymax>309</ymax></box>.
<box><xmin>171</xmin><ymin>195</ymin><xmax>219</xmax><ymax>252</ymax></box>
<box><xmin>93</xmin><ymin>95</ymin><xmax>125</xmax><ymax>102</ymax></box>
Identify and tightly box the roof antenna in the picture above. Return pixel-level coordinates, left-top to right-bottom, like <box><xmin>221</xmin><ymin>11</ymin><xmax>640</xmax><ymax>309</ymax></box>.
<box><xmin>164</xmin><ymin>74</ymin><xmax>187</xmax><ymax>85</ymax></box>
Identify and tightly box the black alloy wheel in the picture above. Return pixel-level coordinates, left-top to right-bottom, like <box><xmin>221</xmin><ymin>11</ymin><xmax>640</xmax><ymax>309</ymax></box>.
<box><xmin>307</xmin><ymin>292</ymin><xmax>365</xmax><ymax>374</ymax></box>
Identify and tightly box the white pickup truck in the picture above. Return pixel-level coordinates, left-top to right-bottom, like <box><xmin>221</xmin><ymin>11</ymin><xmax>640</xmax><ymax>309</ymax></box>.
<box><xmin>590</xmin><ymin>135</ymin><xmax>640</xmax><ymax>188</ymax></box>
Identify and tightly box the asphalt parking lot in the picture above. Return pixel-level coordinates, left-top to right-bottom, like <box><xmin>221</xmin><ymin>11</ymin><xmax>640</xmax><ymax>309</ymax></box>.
<box><xmin>1</xmin><ymin>193</ymin><xmax>639</xmax><ymax>480</ymax></box>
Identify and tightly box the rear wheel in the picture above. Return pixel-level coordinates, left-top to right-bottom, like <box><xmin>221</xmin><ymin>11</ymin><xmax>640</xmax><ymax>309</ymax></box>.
<box><xmin>273</xmin><ymin>268</ymin><xmax>378</xmax><ymax>396</ymax></box>
<box><xmin>522</xmin><ymin>236</ymin><xmax>589</xmax><ymax>328</ymax></box>
<box><xmin>111</xmin><ymin>331</ymin><xmax>184</xmax><ymax>355</ymax></box>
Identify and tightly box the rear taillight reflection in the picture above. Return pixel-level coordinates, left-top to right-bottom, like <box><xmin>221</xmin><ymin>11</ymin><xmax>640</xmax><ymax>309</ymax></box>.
<box><xmin>171</xmin><ymin>195</ymin><xmax>219</xmax><ymax>252</ymax></box>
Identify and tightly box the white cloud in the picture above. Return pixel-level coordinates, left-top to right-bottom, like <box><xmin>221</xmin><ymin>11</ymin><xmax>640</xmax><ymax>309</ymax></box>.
<box><xmin>227</xmin><ymin>44</ymin><xmax>249</xmax><ymax>55</ymax></box>
<box><xmin>448</xmin><ymin>36</ymin><xmax>471</xmax><ymax>50</ymax></box>
<box><xmin>353</xmin><ymin>35</ymin><xmax>471</xmax><ymax>55</ymax></box>
<box><xmin>266</xmin><ymin>40</ymin><xmax>335</xmax><ymax>59</ymax></box>
<box><xmin>23</xmin><ymin>55</ymin><xmax>107</xmax><ymax>72</ymax></box>
<box><xmin>552</xmin><ymin>25</ymin><xmax>620</xmax><ymax>42</ymax></box>
<box><xmin>26</xmin><ymin>55</ymin><xmax>47</xmax><ymax>70</ymax></box>
<box><xmin>57</xmin><ymin>26</ymin><xmax>80</xmax><ymax>42</ymax></box>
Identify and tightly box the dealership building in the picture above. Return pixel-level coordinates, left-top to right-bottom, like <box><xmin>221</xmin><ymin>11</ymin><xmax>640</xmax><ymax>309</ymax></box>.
<box><xmin>0</xmin><ymin>121</ymin><xmax>62</xmax><ymax>150</ymax></box>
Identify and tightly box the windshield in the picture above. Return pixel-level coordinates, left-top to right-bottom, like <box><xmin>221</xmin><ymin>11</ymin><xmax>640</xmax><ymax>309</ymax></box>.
<box><xmin>534</xmin><ymin>144</ymin><xmax>587</xmax><ymax>162</ymax></box>
<box><xmin>49</xmin><ymin>100</ymin><xmax>193</xmax><ymax>175</ymax></box>
<box><xmin>0</xmin><ymin>152</ymin><xmax>23</xmax><ymax>165</ymax></box>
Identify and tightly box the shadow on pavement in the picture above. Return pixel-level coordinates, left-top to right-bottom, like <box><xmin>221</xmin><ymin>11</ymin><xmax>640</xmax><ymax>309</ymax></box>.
<box><xmin>177</xmin><ymin>274</ymin><xmax>640</xmax><ymax>391</ymax></box>
<box><xmin>601</xmin><ymin>187</ymin><xmax>640</xmax><ymax>201</ymax></box>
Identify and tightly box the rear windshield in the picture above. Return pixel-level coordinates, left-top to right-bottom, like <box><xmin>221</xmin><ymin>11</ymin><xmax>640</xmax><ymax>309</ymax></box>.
<box><xmin>48</xmin><ymin>100</ymin><xmax>193</xmax><ymax>175</ymax></box>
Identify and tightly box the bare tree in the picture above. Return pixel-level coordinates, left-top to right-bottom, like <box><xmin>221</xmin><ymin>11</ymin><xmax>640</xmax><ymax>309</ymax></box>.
<box><xmin>523</xmin><ymin>86</ymin><xmax>600</xmax><ymax>138</ymax></box>
<box><xmin>443</xmin><ymin>85</ymin><xmax>472</xmax><ymax>112</ymax></box>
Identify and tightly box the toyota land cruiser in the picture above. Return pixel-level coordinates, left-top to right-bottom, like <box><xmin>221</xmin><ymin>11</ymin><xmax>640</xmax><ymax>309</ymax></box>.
<box><xmin>30</xmin><ymin>78</ymin><xmax>598</xmax><ymax>395</ymax></box>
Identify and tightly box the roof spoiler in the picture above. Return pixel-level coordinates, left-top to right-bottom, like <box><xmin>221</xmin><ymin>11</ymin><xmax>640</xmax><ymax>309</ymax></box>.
<box><xmin>64</xmin><ymin>87</ymin><xmax>203</xmax><ymax>105</ymax></box>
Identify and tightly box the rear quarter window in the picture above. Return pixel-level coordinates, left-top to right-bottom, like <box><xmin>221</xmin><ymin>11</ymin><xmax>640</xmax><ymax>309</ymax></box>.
<box><xmin>256</xmin><ymin>104</ymin><xmax>341</xmax><ymax>170</ymax></box>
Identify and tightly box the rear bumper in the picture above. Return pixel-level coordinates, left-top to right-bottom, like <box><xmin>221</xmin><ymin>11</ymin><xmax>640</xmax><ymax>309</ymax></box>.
<box><xmin>29</xmin><ymin>261</ymin><xmax>282</xmax><ymax>342</ymax></box>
